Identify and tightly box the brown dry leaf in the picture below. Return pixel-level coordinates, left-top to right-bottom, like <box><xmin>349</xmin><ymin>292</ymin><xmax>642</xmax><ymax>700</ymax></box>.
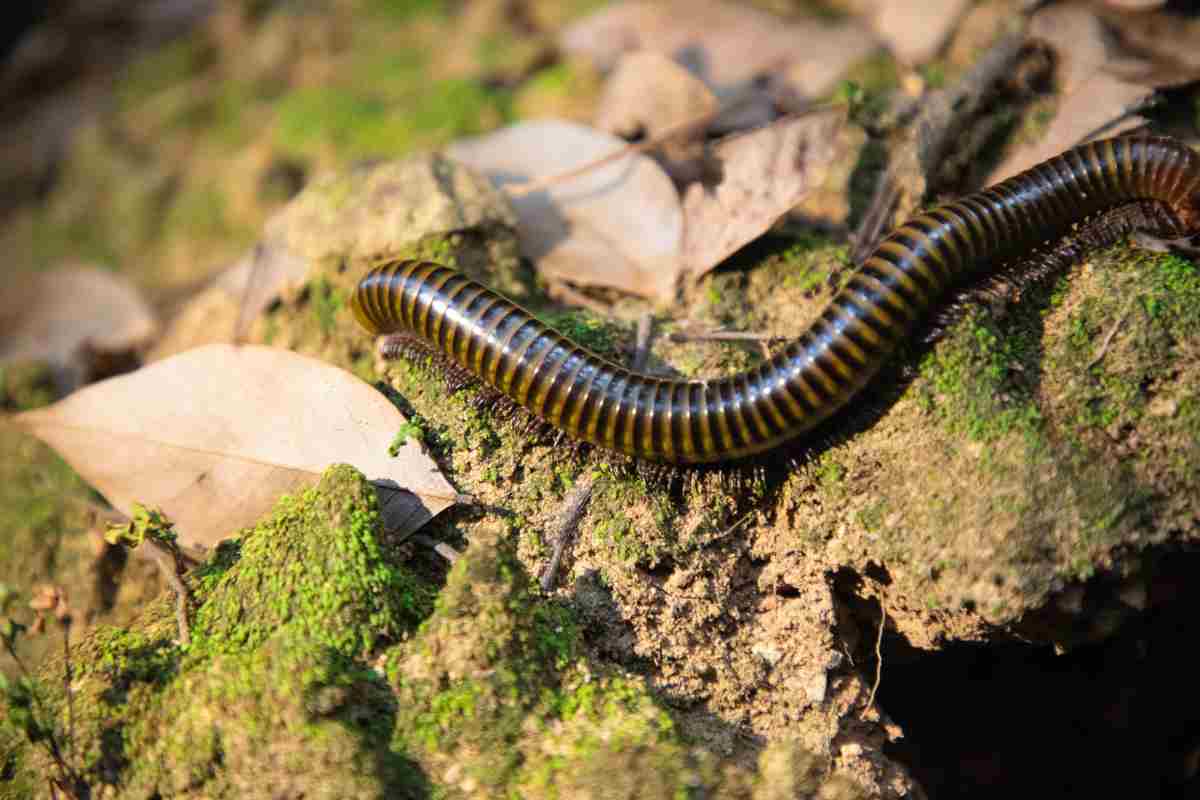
<box><xmin>854</xmin><ymin>0</ymin><xmax>972</xmax><ymax>65</ymax></box>
<box><xmin>681</xmin><ymin>109</ymin><xmax>846</xmax><ymax>279</ymax></box>
<box><xmin>561</xmin><ymin>0</ymin><xmax>876</xmax><ymax>97</ymax></box>
<box><xmin>1031</xmin><ymin>3</ymin><xmax>1113</xmax><ymax>94</ymax></box>
<box><xmin>15</xmin><ymin>344</ymin><xmax>457</xmax><ymax>547</ymax></box>
<box><xmin>594</xmin><ymin>51</ymin><xmax>718</xmax><ymax>141</ymax></box>
<box><xmin>447</xmin><ymin>120</ymin><xmax>684</xmax><ymax>302</ymax></box>
<box><xmin>1097</xmin><ymin>2</ymin><xmax>1200</xmax><ymax>86</ymax></box>
<box><xmin>593</xmin><ymin>51</ymin><xmax>720</xmax><ymax>183</ymax></box>
<box><xmin>0</xmin><ymin>265</ymin><xmax>159</xmax><ymax>392</ymax></box>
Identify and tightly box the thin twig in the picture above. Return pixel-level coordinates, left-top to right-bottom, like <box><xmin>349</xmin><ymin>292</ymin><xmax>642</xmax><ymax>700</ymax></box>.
<box><xmin>851</xmin><ymin>32</ymin><xmax>1028</xmax><ymax>264</ymax></box>
<box><xmin>631</xmin><ymin>313</ymin><xmax>654</xmax><ymax>372</ymax></box>
<box><xmin>412</xmin><ymin>534</ymin><xmax>461</xmax><ymax>564</ymax></box>
<box><xmin>668</xmin><ymin>328</ymin><xmax>787</xmax><ymax>344</ymax></box>
<box><xmin>1087</xmin><ymin>294</ymin><xmax>1139</xmax><ymax>370</ymax></box>
<box><xmin>540</xmin><ymin>479</ymin><xmax>597</xmax><ymax>592</ymax></box>
<box><xmin>545</xmin><ymin>280</ymin><xmax>614</xmax><ymax>316</ymax></box>
<box><xmin>61</xmin><ymin>624</ymin><xmax>74</xmax><ymax>763</ymax></box>
<box><xmin>862</xmin><ymin>599</ymin><xmax>887</xmax><ymax>719</ymax></box>
<box><xmin>144</xmin><ymin>539</ymin><xmax>192</xmax><ymax>646</ymax></box>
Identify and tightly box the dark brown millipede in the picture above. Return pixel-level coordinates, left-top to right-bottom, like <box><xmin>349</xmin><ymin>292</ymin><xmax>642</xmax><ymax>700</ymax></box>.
<box><xmin>351</xmin><ymin>135</ymin><xmax>1200</xmax><ymax>464</ymax></box>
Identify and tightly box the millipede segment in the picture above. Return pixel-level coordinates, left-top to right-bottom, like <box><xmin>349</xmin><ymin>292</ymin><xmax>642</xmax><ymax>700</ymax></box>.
<box><xmin>351</xmin><ymin>136</ymin><xmax>1200</xmax><ymax>463</ymax></box>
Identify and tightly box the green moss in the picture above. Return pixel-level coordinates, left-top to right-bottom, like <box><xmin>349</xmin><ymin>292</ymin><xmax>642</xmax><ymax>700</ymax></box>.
<box><xmin>307</xmin><ymin>275</ymin><xmax>346</xmax><ymax>336</ymax></box>
<box><xmin>362</xmin><ymin>0</ymin><xmax>448</xmax><ymax>21</ymax></box>
<box><xmin>191</xmin><ymin>464</ymin><xmax>432</xmax><ymax>657</ymax></box>
<box><xmin>0</xmin><ymin>362</ymin><xmax>57</xmax><ymax>412</ymax></box>
<box><xmin>86</xmin><ymin>626</ymin><xmax>180</xmax><ymax>700</ymax></box>
<box><xmin>0</xmin><ymin>426</ymin><xmax>93</xmax><ymax>680</ymax></box>
<box><xmin>772</xmin><ymin>234</ymin><xmax>846</xmax><ymax>294</ymax></box>
<box><xmin>389</xmin><ymin>525</ymin><xmax>699</xmax><ymax>797</ymax></box>
<box><xmin>161</xmin><ymin>180</ymin><xmax>241</xmax><ymax>243</ymax></box>
<box><xmin>916</xmin><ymin>307</ymin><xmax>1044</xmax><ymax>444</ymax></box>
<box><xmin>3</xmin><ymin>465</ymin><xmax>437</xmax><ymax>796</ymax></box>
<box><xmin>119</xmin><ymin>627</ymin><xmax>425</xmax><ymax>797</ymax></box>
<box><xmin>539</xmin><ymin>309</ymin><xmax>626</xmax><ymax>359</ymax></box>
<box><xmin>115</xmin><ymin>37</ymin><xmax>213</xmax><ymax>112</ymax></box>
<box><xmin>275</xmin><ymin>78</ymin><xmax>510</xmax><ymax>162</ymax></box>
<box><xmin>587</xmin><ymin>478</ymin><xmax>676</xmax><ymax>567</ymax></box>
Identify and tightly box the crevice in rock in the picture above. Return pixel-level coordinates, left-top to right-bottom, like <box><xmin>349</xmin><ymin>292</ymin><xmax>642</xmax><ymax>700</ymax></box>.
<box><xmin>872</xmin><ymin>553</ymin><xmax>1200</xmax><ymax>799</ymax></box>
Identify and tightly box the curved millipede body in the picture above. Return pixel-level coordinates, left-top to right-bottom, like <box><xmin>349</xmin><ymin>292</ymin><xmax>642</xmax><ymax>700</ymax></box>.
<box><xmin>351</xmin><ymin>135</ymin><xmax>1200</xmax><ymax>463</ymax></box>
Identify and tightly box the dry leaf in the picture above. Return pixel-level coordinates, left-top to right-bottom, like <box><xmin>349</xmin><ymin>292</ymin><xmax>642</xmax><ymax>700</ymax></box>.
<box><xmin>594</xmin><ymin>51</ymin><xmax>718</xmax><ymax>141</ymax></box>
<box><xmin>15</xmin><ymin>344</ymin><xmax>457</xmax><ymax>547</ymax></box>
<box><xmin>681</xmin><ymin>109</ymin><xmax>845</xmax><ymax>278</ymax></box>
<box><xmin>1098</xmin><ymin>2</ymin><xmax>1200</xmax><ymax>86</ymax></box>
<box><xmin>561</xmin><ymin>0</ymin><xmax>876</xmax><ymax>96</ymax></box>
<box><xmin>448</xmin><ymin>120</ymin><xmax>684</xmax><ymax>302</ymax></box>
<box><xmin>1031</xmin><ymin>3</ymin><xmax>1113</xmax><ymax>94</ymax></box>
<box><xmin>0</xmin><ymin>265</ymin><xmax>159</xmax><ymax>392</ymax></box>
<box><xmin>856</xmin><ymin>0</ymin><xmax>972</xmax><ymax>65</ymax></box>
<box><xmin>766</xmin><ymin>22</ymin><xmax>881</xmax><ymax>104</ymax></box>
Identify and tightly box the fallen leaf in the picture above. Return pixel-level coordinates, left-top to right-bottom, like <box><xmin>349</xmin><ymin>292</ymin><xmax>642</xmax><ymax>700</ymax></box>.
<box><xmin>681</xmin><ymin>109</ymin><xmax>845</xmax><ymax>278</ymax></box>
<box><xmin>855</xmin><ymin>0</ymin><xmax>972</xmax><ymax>65</ymax></box>
<box><xmin>1030</xmin><ymin>3</ymin><xmax>1112</xmax><ymax>94</ymax></box>
<box><xmin>448</xmin><ymin>119</ymin><xmax>684</xmax><ymax>302</ymax></box>
<box><xmin>593</xmin><ymin>50</ymin><xmax>720</xmax><ymax>183</ymax></box>
<box><xmin>1098</xmin><ymin>2</ymin><xmax>1200</xmax><ymax>87</ymax></box>
<box><xmin>766</xmin><ymin>23</ymin><xmax>881</xmax><ymax>106</ymax></box>
<box><xmin>594</xmin><ymin>51</ymin><xmax>718</xmax><ymax>141</ymax></box>
<box><xmin>15</xmin><ymin>344</ymin><xmax>457</xmax><ymax>547</ymax></box>
<box><xmin>0</xmin><ymin>265</ymin><xmax>159</xmax><ymax>392</ymax></box>
<box><xmin>561</xmin><ymin>0</ymin><xmax>876</xmax><ymax>96</ymax></box>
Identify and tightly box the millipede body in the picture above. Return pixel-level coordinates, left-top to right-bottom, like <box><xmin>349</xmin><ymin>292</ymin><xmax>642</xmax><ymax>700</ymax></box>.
<box><xmin>351</xmin><ymin>136</ymin><xmax>1200</xmax><ymax>463</ymax></box>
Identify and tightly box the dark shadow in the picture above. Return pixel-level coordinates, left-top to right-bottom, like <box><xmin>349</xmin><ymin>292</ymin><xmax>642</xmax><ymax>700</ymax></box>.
<box><xmin>868</xmin><ymin>550</ymin><xmax>1200</xmax><ymax>798</ymax></box>
<box><xmin>303</xmin><ymin>649</ymin><xmax>433</xmax><ymax>799</ymax></box>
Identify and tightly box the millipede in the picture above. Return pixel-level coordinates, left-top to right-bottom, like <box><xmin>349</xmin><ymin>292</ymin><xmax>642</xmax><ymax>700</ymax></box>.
<box><xmin>350</xmin><ymin>135</ymin><xmax>1200</xmax><ymax>464</ymax></box>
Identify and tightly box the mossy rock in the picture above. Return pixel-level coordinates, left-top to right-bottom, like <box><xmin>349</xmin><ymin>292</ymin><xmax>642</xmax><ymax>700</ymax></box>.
<box><xmin>190</xmin><ymin>463</ymin><xmax>432</xmax><ymax>656</ymax></box>
<box><xmin>1</xmin><ymin>465</ymin><xmax>433</xmax><ymax>797</ymax></box>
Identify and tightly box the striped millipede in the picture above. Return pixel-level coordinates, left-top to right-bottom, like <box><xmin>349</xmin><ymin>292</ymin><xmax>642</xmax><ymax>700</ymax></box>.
<box><xmin>351</xmin><ymin>135</ymin><xmax>1200</xmax><ymax>464</ymax></box>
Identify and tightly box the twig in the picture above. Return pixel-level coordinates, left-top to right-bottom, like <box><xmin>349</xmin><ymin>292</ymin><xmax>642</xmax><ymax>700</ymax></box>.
<box><xmin>540</xmin><ymin>479</ymin><xmax>597</xmax><ymax>592</ymax></box>
<box><xmin>1087</xmin><ymin>294</ymin><xmax>1139</xmax><ymax>370</ymax></box>
<box><xmin>851</xmin><ymin>32</ymin><xmax>1028</xmax><ymax>264</ymax></box>
<box><xmin>144</xmin><ymin>539</ymin><xmax>192</xmax><ymax>646</ymax></box>
<box><xmin>668</xmin><ymin>328</ymin><xmax>787</xmax><ymax>344</ymax></box>
<box><xmin>545</xmin><ymin>280</ymin><xmax>614</xmax><ymax>316</ymax></box>
<box><xmin>60</xmin><ymin>623</ymin><xmax>73</xmax><ymax>763</ymax></box>
<box><xmin>412</xmin><ymin>534</ymin><xmax>461</xmax><ymax>564</ymax></box>
<box><xmin>631</xmin><ymin>313</ymin><xmax>654</xmax><ymax>372</ymax></box>
<box><xmin>862</xmin><ymin>598</ymin><xmax>887</xmax><ymax>719</ymax></box>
